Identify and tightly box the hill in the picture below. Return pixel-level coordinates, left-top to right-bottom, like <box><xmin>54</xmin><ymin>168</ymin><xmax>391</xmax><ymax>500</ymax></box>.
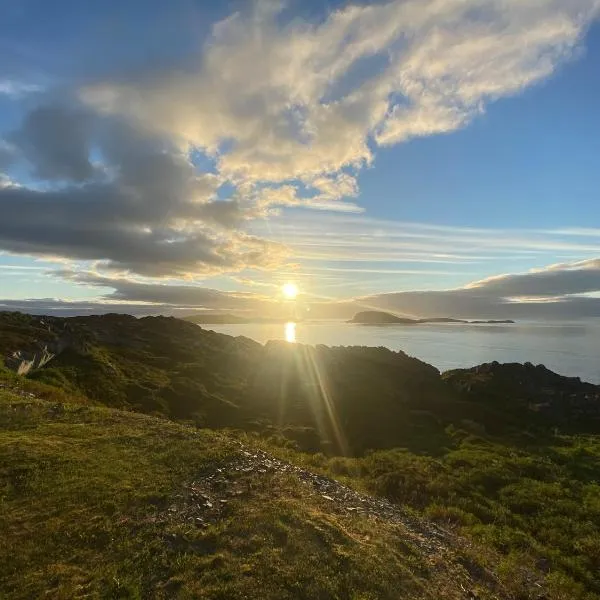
<box><xmin>0</xmin><ymin>312</ymin><xmax>453</xmax><ymax>455</ymax></box>
<box><xmin>2</xmin><ymin>385</ymin><xmax>502</xmax><ymax>599</ymax></box>
<box><xmin>183</xmin><ymin>313</ymin><xmax>252</xmax><ymax>324</ymax></box>
<box><xmin>1</xmin><ymin>312</ymin><xmax>600</xmax><ymax>598</ymax></box>
<box><xmin>349</xmin><ymin>310</ymin><xmax>420</xmax><ymax>324</ymax></box>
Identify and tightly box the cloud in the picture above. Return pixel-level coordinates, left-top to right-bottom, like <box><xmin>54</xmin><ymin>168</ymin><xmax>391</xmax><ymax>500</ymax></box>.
<box><xmin>362</xmin><ymin>258</ymin><xmax>600</xmax><ymax>319</ymax></box>
<box><xmin>11</xmin><ymin>105</ymin><xmax>95</xmax><ymax>181</ymax></box>
<box><xmin>2</xmin><ymin>255</ymin><xmax>600</xmax><ymax>321</ymax></box>
<box><xmin>51</xmin><ymin>269</ymin><xmax>278</xmax><ymax>313</ymax></box>
<box><xmin>40</xmin><ymin>256</ymin><xmax>600</xmax><ymax>320</ymax></box>
<box><xmin>0</xmin><ymin>182</ymin><xmax>288</xmax><ymax>278</ymax></box>
<box><xmin>249</xmin><ymin>213</ymin><xmax>600</xmax><ymax>268</ymax></box>
<box><xmin>0</xmin><ymin>116</ymin><xmax>289</xmax><ymax>277</ymax></box>
<box><xmin>1</xmin><ymin>0</ymin><xmax>599</xmax><ymax>287</ymax></box>
<box><xmin>0</xmin><ymin>140</ymin><xmax>17</xmax><ymax>170</ymax></box>
<box><xmin>0</xmin><ymin>298</ymin><xmax>201</xmax><ymax>317</ymax></box>
<box><xmin>0</xmin><ymin>80</ymin><xmax>41</xmax><ymax>98</ymax></box>
<box><xmin>81</xmin><ymin>0</ymin><xmax>600</xmax><ymax>189</ymax></box>
<box><xmin>465</xmin><ymin>259</ymin><xmax>600</xmax><ymax>297</ymax></box>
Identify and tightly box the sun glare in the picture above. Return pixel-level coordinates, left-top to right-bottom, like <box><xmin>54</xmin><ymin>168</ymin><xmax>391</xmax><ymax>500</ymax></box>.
<box><xmin>282</xmin><ymin>282</ymin><xmax>298</xmax><ymax>299</ymax></box>
<box><xmin>284</xmin><ymin>321</ymin><xmax>296</xmax><ymax>343</ymax></box>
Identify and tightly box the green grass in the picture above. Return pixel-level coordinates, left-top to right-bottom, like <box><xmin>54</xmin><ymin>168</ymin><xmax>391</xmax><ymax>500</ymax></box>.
<box><xmin>232</xmin><ymin>429</ymin><xmax>600</xmax><ymax>599</ymax></box>
<box><xmin>0</xmin><ymin>389</ymin><xmax>238</xmax><ymax>598</ymax></box>
<box><xmin>1</xmin><ymin>389</ymin><xmax>502</xmax><ymax>599</ymax></box>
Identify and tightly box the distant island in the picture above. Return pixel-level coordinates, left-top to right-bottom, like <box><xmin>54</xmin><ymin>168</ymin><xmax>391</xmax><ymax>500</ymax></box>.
<box><xmin>349</xmin><ymin>310</ymin><xmax>515</xmax><ymax>325</ymax></box>
<box><xmin>183</xmin><ymin>313</ymin><xmax>292</xmax><ymax>325</ymax></box>
<box><xmin>183</xmin><ymin>311</ymin><xmax>515</xmax><ymax>325</ymax></box>
<box><xmin>183</xmin><ymin>313</ymin><xmax>252</xmax><ymax>325</ymax></box>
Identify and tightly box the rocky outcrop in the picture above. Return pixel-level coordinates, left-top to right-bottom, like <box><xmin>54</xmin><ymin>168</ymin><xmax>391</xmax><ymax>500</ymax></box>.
<box><xmin>5</xmin><ymin>347</ymin><xmax>57</xmax><ymax>375</ymax></box>
<box><xmin>2</xmin><ymin>316</ymin><xmax>92</xmax><ymax>375</ymax></box>
<box><xmin>443</xmin><ymin>361</ymin><xmax>600</xmax><ymax>424</ymax></box>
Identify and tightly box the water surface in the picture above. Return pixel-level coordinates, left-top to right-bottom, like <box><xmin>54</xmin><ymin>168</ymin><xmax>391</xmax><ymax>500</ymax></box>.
<box><xmin>203</xmin><ymin>321</ymin><xmax>600</xmax><ymax>384</ymax></box>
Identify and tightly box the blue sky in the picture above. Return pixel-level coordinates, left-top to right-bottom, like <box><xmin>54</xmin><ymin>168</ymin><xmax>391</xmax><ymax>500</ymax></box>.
<box><xmin>2</xmin><ymin>0</ymin><xmax>600</xmax><ymax>319</ymax></box>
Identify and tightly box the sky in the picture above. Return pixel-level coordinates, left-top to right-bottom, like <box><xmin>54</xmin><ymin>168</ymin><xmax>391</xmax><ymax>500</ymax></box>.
<box><xmin>1</xmin><ymin>0</ymin><xmax>600</xmax><ymax>320</ymax></box>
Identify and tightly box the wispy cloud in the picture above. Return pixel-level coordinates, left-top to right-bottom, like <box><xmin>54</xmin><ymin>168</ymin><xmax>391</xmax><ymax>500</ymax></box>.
<box><xmin>0</xmin><ymin>79</ymin><xmax>41</xmax><ymax>97</ymax></box>
<box><xmin>7</xmin><ymin>255</ymin><xmax>598</xmax><ymax>321</ymax></box>
<box><xmin>251</xmin><ymin>213</ymin><xmax>600</xmax><ymax>269</ymax></box>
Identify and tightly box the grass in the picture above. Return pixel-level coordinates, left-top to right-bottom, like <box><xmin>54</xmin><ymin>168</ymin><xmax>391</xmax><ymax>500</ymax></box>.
<box><xmin>232</xmin><ymin>430</ymin><xmax>600</xmax><ymax>599</ymax></box>
<box><xmin>0</xmin><ymin>389</ymin><xmax>238</xmax><ymax>598</ymax></box>
<box><xmin>0</xmin><ymin>388</ymin><xmax>501</xmax><ymax>599</ymax></box>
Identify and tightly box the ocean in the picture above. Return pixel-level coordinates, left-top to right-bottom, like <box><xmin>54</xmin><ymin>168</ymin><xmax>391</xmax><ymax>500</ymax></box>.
<box><xmin>201</xmin><ymin>320</ymin><xmax>600</xmax><ymax>384</ymax></box>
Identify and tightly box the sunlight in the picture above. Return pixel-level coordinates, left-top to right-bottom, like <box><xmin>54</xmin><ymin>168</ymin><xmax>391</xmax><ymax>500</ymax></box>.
<box><xmin>284</xmin><ymin>321</ymin><xmax>296</xmax><ymax>343</ymax></box>
<box><xmin>292</xmin><ymin>345</ymin><xmax>348</xmax><ymax>456</ymax></box>
<box><xmin>282</xmin><ymin>282</ymin><xmax>298</xmax><ymax>299</ymax></box>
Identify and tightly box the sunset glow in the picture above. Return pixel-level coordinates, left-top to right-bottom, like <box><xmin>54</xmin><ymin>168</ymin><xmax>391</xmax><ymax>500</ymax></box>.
<box><xmin>284</xmin><ymin>321</ymin><xmax>296</xmax><ymax>343</ymax></box>
<box><xmin>282</xmin><ymin>282</ymin><xmax>299</xmax><ymax>300</ymax></box>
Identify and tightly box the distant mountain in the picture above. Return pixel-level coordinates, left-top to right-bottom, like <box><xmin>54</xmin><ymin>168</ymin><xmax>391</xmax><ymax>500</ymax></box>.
<box><xmin>183</xmin><ymin>313</ymin><xmax>252</xmax><ymax>324</ymax></box>
<box><xmin>349</xmin><ymin>310</ymin><xmax>515</xmax><ymax>325</ymax></box>
<box><xmin>348</xmin><ymin>311</ymin><xmax>418</xmax><ymax>324</ymax></box>
<box><xmin>184</xmin><ymin>314</ymin><xmax>295</xmax><ymax>325</ymax></box>
<box><xmin>469</xmin><ymin>319</ymin><xmax>515</xmax><ymax>324</ymax></box>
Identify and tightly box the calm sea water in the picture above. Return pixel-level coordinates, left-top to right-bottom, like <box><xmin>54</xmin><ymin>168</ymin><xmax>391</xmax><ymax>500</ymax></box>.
<box><xmin>203</xmin><ymin>321</ymin><xmax>600</xmax><ymax>384</ymax></box>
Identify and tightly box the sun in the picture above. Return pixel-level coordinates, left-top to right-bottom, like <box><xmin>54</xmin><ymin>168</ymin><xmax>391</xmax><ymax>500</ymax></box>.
<box><xmin>282</xmin><ymin>282</ymin><xmax>298</xmax><ymax>299</ymax></box>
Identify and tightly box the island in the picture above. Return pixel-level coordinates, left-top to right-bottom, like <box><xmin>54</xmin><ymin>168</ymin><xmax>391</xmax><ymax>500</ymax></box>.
<box><xmin>183</xmin><ymin>313</ymin><xmax>252</xmax><ymax>325</ymax></box>
<box><xmin>183</xmin><ymin>313</ymin><xmax>294</xmax><ymax>325</ymax></box>
<box><xmin>349</xmin><ymin>310</ymin><xmax>515</xmax><ymax>325</ymax></box>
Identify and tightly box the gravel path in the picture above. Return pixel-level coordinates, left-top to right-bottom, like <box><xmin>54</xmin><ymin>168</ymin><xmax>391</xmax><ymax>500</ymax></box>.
<box><xmin>169</xmin><ymin>444</ymin><xmax>454</xmax><ymax>558</ymax></box>
<box><xmin>164</xmin><ymin>444</ymin><xmax>506</xmax><ymax>598</ymax></box>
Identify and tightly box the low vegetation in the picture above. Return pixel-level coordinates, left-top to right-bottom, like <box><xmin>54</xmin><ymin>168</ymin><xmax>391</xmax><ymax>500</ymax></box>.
<box><xmin>1</xmin><ymin>311</ymin><xmax>599</xmax><ymax>598</ymax></box>
<box><xmin>2</xmin><ymin>388</ymin><xmax>503</xmax><ymax>599</ymax></box>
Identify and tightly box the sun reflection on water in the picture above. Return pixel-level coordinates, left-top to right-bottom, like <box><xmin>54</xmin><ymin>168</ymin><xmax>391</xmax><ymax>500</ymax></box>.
<box><xmin>285</xmin><ymin>322</ymin><xmax>296</xmax><ymax>343</ymax></box>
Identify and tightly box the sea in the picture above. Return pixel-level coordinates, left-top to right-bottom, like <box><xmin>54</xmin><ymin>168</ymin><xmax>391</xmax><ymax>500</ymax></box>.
<box><xmin>202</xmin><ymin>320</ymin><xmax>600</xmax><ymax>384</ymax></box>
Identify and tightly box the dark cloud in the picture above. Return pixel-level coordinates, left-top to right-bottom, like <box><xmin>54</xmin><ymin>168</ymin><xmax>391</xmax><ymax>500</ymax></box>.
<box><xmin>0</xmin><ymin>105</ymin><xmax>286</xmax><ymax>277</ymax></box>
<box><xmin>362</xmin><ymin>290</ymin><xmax>600</xmax><ymax>320</ymax></box>
<box><xmin>55</xmin><ymin>270</ymin><xmax>272</xmax><ymax>311</ymax></box>
<box><xmin>0</xmin><ymin>183</ymin><xmax>242</xmax><ymax>277</ymax></box>
<box><xmin>11</xmin><ymin>105</ymin><xmax>95</xmax><ymax>181</ymax></box>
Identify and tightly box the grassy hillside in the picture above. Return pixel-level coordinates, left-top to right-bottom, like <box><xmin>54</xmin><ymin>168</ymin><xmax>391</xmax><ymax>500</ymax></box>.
<box><xmin>4</xmin><ymin>312</ymin><xmax>597</xmax><ymax>455</ymax></box>
<box><xmin>2</xmin><ymin>312</ymin><xmax>600</xmax><ymax>598</ymax></box>
<box><xmin>2</xmin><ymin>385</ymin><xmax>511</xmax><ymax>600</ymax></box>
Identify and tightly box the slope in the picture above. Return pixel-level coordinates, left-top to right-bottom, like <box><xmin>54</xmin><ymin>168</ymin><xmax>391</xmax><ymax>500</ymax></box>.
<box><xmin>1</xmin><ymin>384</ymin><xmax>508</xmax><ymax>600</ymax></box>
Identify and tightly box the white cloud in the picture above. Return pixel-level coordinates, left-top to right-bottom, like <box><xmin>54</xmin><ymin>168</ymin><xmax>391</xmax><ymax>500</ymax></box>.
<box><xmin>249</xmin><ymin>212</ymin><xmax>600</xmax><ymax>268</ymax></box>
<box><xmin>0</xmin><ymin>80</ymin><xmax>41</xmax><ymax>98</ymax></box>
<box><xmin>81</xmin><ymin>0</ymin><xmax>600</xmax><ymax>201</ymax></box>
